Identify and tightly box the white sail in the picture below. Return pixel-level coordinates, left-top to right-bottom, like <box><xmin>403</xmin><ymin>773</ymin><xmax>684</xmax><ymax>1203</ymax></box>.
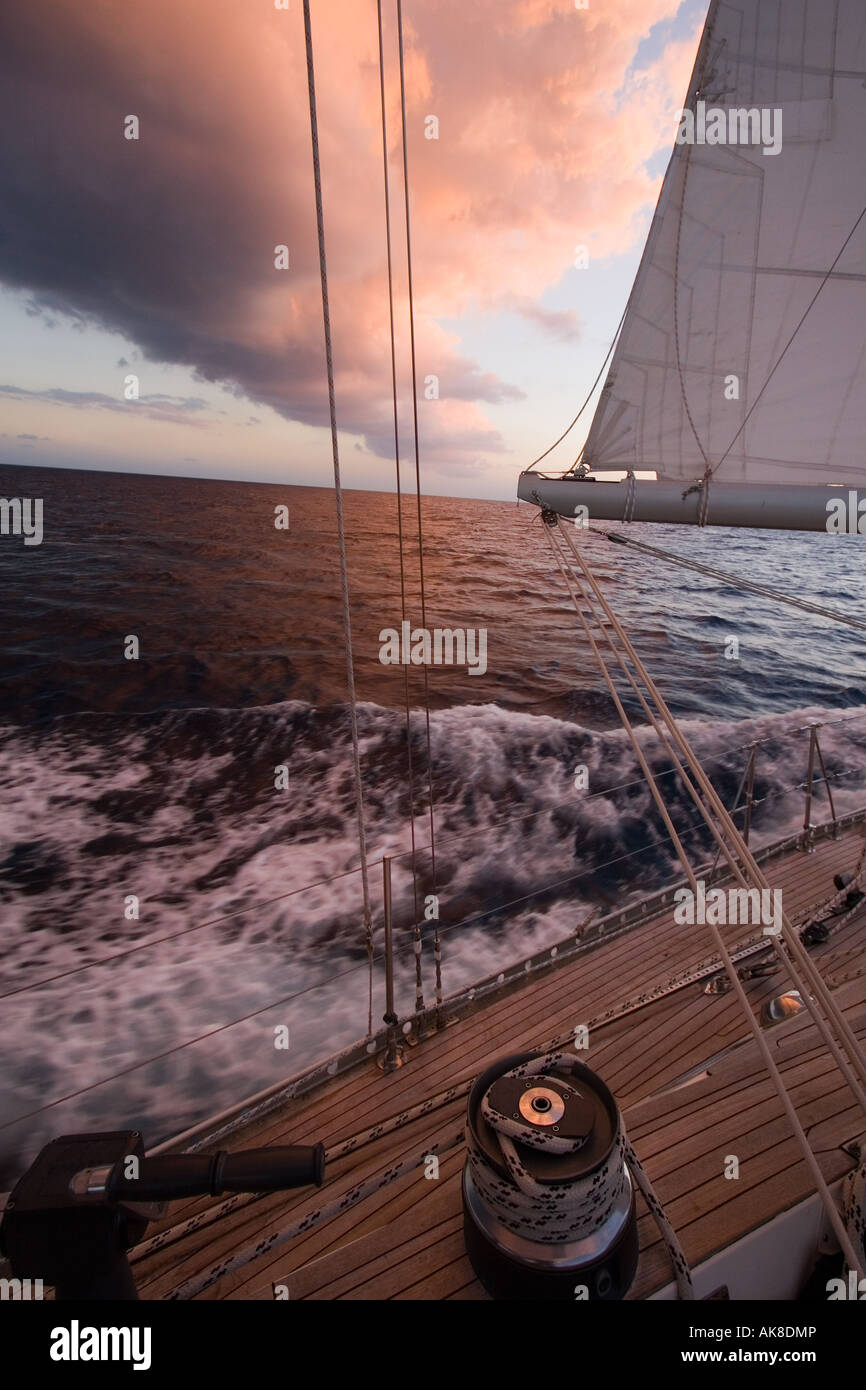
<box><xmin>581</xmin><ymin>0</ymin><xmax>866</xmax><ymax>488</ymax></box>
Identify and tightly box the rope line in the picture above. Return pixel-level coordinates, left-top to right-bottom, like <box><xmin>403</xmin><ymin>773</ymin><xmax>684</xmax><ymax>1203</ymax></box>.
<box><xmin>130</xmin><ymin>1081</ymin><xmax>474</xmax><ymax>1265</ymax></box>
<box><xmin>557</xmin><ymin>521</ymin><xmax>866</xmax><ymax>1111</ymax></box>
<box><xmin>544</xmin><ymin>519</ymin><xmax>866</xmax><ymax>1277</ymax></box>
<box><xmin>302</xmin><ymin>0</ymin><xmax>375</xmax><ymax>1033</ymax></box>
<box><xmin>167</xmin><ymin>1129</ymin><xmax>466</xmax><ymax>1300</ymax></box>
<box><xmin>560</xmin><ymin>520</ymin><xmax>866</xmax><ymax>1153</ymax></box>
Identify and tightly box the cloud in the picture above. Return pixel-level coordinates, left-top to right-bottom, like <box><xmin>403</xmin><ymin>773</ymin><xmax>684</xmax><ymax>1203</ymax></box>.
<box><xmin>0</xmin><ymin>0</ymin><xmax>700</xmax><ymax>468</ymax></box>
<box><xmin>505</xmin><ymin>296</ymin><xmax>581</xmax><ymax>344</ymax></box>
<box><xmin>0</xmin><ymin>383</ymin><xmax>213</xmax><ymax>426</ymax></box>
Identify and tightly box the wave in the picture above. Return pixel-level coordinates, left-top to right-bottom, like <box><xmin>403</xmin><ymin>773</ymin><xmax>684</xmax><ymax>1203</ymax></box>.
<box><xmin>2</xmin><ymin>696</ymin><xmax>866</xmax><ymax>1183</ymax></box>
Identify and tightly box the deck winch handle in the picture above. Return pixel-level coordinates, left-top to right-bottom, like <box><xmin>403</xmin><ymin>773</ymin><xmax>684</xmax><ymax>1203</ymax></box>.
<box><xmin>0</xmin><ymin>1131</ymin><xmax>327</xmax><ymax>1301</ymax></box>
<box><xmin>102</xmin><ymin>1144</ymin><xmax>326</xmax><ymax>1201</ymax></box>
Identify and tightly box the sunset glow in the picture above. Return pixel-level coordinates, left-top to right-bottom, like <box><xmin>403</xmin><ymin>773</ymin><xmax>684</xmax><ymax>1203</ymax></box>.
<box><xmin>0</xmin><ymin>0</ymin><xmax>706</xmax><ymax>495</ymax></box>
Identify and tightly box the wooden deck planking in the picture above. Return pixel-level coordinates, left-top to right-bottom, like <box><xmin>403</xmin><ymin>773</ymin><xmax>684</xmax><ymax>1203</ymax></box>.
<box><xmin>234</xmin><ymin>829</ymin><xmax>864</xmax><ymax>1140</ymax></box>
<box><xmin>131</xmin><ymin>824</ymin><xmax>866</xmax><ymax>1300</ymax></box>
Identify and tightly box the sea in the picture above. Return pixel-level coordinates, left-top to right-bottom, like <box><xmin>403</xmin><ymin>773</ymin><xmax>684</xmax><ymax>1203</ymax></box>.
<box><xmin>1</xmin><ymin>460</ymin><xmax>865</xmax><ymax>1184</ymax></box>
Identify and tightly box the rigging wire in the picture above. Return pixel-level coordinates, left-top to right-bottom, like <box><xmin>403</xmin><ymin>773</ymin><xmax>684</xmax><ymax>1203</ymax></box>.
<box><xmin>557</xmin><ymin>519</ymin><xmax>866</xmax><ymax>1107</ymax></box>
<box><xmin>525</xmin><ymin>7</ymin><xmax>718</xmax><ymax>479</ymax></box>
<box><xmin>601</xmin><ymin>528</ymin><xmax>866</xmax><ymax>634</ymax></box>
<box><xmin>376</xmin><ymin>0</ymin><xmax>424</xmax><ymax>1015</ymax></box>
<box><xmin>302</xmin><ymin>0</ymin><xmax>375</xmax><ymax>1034</ymax></box>
<box><xmin>544</xmin><ymin>521</ymin><xmax>866</xmax><ymax>1276</ymax></box>
<box><xmin>396</xmin><ymin>0</ymin><xmax>441</xmax><ymax>1009</ymax></box>
<box><xmin>669</xmin><ymin>4</ymin><xmax>721</xmax><ymax>489</ymax></box>
<box><xmin>546</xmin><ymin>519</ymin><xmax>866</xmax><ymax>1268</ymax></box>
<box><xmin>524</xmin><ymin>301</ymin><xmax>628</xmax><ymax>472</ymax></box>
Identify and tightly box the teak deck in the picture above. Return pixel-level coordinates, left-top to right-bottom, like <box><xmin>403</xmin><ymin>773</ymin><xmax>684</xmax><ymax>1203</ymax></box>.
<box><xmin>132</xmin><ymin>823</ymin><xmax>866</xmax><ymax>1300</ymax></box>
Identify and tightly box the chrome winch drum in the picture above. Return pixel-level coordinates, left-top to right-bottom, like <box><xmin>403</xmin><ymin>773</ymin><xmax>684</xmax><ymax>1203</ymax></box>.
<box><xmin>462</xmin><ymin>1050</ymin><xmax>638</xmax><ymax>1300</ymax></box>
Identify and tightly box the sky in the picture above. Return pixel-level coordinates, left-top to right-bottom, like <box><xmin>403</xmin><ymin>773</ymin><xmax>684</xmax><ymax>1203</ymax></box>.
<box><xmin>0</xmin><ymin>0</ymin><xmax>708</xmax><ymax>500</ymax></box>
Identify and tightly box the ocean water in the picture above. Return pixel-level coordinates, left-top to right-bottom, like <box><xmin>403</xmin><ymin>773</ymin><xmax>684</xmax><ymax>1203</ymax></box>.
<box><xmin>1</xmin><ymin>461</ymin><xmax>865</xmax><ymax>1183</ymax></box>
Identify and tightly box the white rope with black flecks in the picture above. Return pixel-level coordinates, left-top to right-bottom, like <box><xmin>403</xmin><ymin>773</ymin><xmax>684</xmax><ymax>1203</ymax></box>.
<box><xmin>468</xmin><ymin>1050</ymin><xmax>694</xmax><ymax>1298</ymax></box>
<box><xmin>167</xmin><ymin>1129</ymin><xmax>465</xmax><ymax>1300</ymax></box>
<box><xmin>841</xmin><ymin>1136</ymin><xmax>866</xmax><ymax>1281</ymax></box>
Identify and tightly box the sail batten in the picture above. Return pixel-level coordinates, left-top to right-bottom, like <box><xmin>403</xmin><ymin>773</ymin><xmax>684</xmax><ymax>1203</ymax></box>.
<box><xmin>582</xmin><ymin>0</ymin><xmax>866</xmax><ymax>489</ymax></box>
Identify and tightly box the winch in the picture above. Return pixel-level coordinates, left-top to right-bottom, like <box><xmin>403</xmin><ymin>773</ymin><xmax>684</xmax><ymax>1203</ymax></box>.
<box><xmin>462</xmin><ymin>1050</ymin><xmax>638</xmax><ymax>1300</ymax></box>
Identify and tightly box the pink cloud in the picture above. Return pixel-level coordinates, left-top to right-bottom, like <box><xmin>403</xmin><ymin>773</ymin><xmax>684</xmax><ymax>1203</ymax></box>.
<box><xmin>0</xmin><ymin>0</ymin><xmax>702</xmax><ymax>470</ymax></box>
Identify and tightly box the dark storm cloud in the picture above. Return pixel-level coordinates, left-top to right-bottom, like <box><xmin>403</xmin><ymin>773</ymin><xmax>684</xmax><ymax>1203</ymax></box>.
<box><xmin>0</xmin><ymin>1</ymin><xmax>524</xmax><ymax>462</ymax></box>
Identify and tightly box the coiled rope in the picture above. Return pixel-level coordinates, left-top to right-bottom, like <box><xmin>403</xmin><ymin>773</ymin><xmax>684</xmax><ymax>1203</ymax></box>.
<box><xmin>623</xmin><ymin>469</ymin><xmax>637</xmax><ymax>524</ymax></box>
<box><xmin>467</xmin><ymin>1050</ymin><xmax>694</xmax><ymax>1297</ymax></box>
<box><xmin>163</xmin><ymin>1053</ymin><xmax>695</xmax><ymax>1300</ymax></box>
<box><xmin>471</xmin><ymin>1053</ymin><xmax>628</xmax><ymax>1243</ymax></box>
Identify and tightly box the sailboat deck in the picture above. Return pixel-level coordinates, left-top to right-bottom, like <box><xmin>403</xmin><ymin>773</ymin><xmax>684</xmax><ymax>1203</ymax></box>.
<box><xmin>133</xmin><ymin>823</ymin><xmax>866</xmax><ymax>1300</ymax></box>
